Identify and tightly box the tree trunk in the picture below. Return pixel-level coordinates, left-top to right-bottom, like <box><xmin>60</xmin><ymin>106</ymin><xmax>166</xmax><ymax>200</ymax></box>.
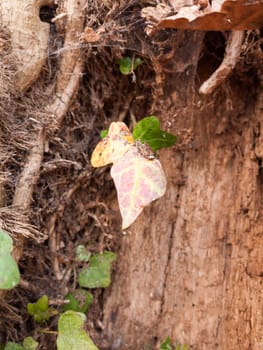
<box><xmin>102</xmin><ymin>31</ymin><xmax>263</xmax><ymax>350</ymax></box>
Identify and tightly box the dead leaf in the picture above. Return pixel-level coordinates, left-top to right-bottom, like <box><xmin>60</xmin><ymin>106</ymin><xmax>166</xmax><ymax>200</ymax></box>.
<box><xmin>91</xmin><ymin>122</ymin><xmax>167</xmax><ymax>229</ymax></box>
<box><xmin>111</xmin><ymin>146</ymin><xmax>166</xmax><ymax>229</ymax></box>
<box><xmin>142</xmin><ymin>0</ymin><xmax>263</xmax><ymax>32</ymax></box>
<box><xmin>82</xmin><ymin>27</ymin><xmax>101</xmax><ymax>43</ymax></box>
<box><xmin>91</xmin><ymin>122</ymin><xmax>134</xmax><ymax>167</ymax></box>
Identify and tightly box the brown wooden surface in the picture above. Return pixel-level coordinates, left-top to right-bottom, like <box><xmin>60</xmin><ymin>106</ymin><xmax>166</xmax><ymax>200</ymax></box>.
<box><xmin>102</xmin><ymin>31</ymin><xmax>263</xmax><ymax>349</ymax></box>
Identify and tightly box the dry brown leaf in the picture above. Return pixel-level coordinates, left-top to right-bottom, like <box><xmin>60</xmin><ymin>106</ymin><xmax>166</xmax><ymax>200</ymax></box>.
<box><xmin>82</xmin><ymin>27</ymin><xmax>101</xmax><ymax>43</ymax></box>
<box><xmin>142</xmin><ymin>0</ymin><xmax>263</xmax><ymax>32</ymax></box>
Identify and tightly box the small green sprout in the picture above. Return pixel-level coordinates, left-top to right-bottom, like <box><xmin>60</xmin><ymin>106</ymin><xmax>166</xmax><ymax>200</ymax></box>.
<box><xmin>27</xmin><ymin>295</ymin><xmax>57</xmax><ymax>323</ymax></box>
<box><xmin>117</xmin><ymin>56</ymin><xmax>143</xmax><ymax>82</ymax></box>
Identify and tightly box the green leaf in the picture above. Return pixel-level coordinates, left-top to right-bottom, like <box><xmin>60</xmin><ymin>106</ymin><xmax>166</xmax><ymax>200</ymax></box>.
<box><xmin>78</xmin><ymin>251</ymin><xmax>116</xmax><ymax>288</ymax></box>
<box><xmin>117</xmin><ymin>57</ymin><xmax>132</xmax><ymax>75</ymax></box>
<box><xmin>100</xmin><ymin>129</ymin><xmax>108</xmax><ymax>139</ymax></box>
<box><xmin>57</xmin><ymin>311</ymin><xmax>99</xmax><ymax>350</ymax></box>
<box><xmin>76</xmin><ymin>245</ymin><xmax>91</xmax><ymax>262</ymax></box>
<box><xmin>116</xmin><ymin>57</ymin><xmax>143</xmax><ymax>76</ymax></box>
<box><xmin>3</xmin><ymin>338</ymin><xmax>38</xmax><ymax>350</ymax></box>
<box><xmin>27</xmin><ymin>295</ymin><xmax>57</xmax><ymax>323</ymax></box>
<box><xmin>132</xmin><ymin>116</ymin><xmax>177</xmax><ymax>152</ymax></box>
<box><xmin>160</xmin><ymin>336</ymin><xmax>173</xmax><ymax>350</ymax></box>
<box><xmin>0</xmin><ymin>229</ymin><xmax>20</xmax><ymax>289</ymax></box>
<box><xmin>22</xmin><ymin>337</ymin><xmax>38</xmax><ymax>350</ymax></box>
<box><xmin>4</xmin><ymin>343</ymin><xmax>24</xmax><ymax>350</ymax></box>
<box><xmin>63</xmin><ymin>289</ymin><xmax>93</xmax><ymax>313</ymax></box>
<box><xmin>0</xmin><ymin>229</ymin><xmax>13</xmax><ymax>252</ymax></box>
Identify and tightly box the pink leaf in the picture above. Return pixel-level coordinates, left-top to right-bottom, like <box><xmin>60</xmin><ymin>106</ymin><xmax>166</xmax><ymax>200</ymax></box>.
<box><xmin>111</xmin><ymin>146</ymin><xmax>166</xmax><ymax>229</ymax></box>
<box><xmin>91</xmin><ymin>122</ymin><xmax>167</xmax><ymax>229</ymax></box>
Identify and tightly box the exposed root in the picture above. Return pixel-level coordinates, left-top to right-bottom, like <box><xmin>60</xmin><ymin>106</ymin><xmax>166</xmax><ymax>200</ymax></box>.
<box><xmin>45</xmin><ymin>0</ymin><xmax>86</xmax><ymax>132</ymax></box>
<box><xmin>199</xmin><ymin>31</ymin><xmax>244</xmax><ymax>95</ymax></box>
<box><xmin>55</xmin><ymin>0</ymin><xmax>86</xmax><ymax>93</ymax></box>
<box><xmin>9</xmin><ymin>129</ymin><xmax>44</xmax><ymax>263</ymax></box>
<box><xmin>12</xmin><ymin>129</ymin><xmax>45</xmax><ymax>212</ymax></box>
<box><xmin>46</xmin><ymin>58</ymin><xmax>83</xmax><ymax>131</ymax></box>
<box><xmin>2</xmin><ymin>0</ymin><xmax>86</xmax><ymax>271</ymax></box>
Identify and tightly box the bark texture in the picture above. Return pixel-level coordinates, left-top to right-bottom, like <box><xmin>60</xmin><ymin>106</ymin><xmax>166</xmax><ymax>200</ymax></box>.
<box><xmin>102</xmin><ymin>31</ymin><xmax>263</xmax><ymax>350</ymax></box>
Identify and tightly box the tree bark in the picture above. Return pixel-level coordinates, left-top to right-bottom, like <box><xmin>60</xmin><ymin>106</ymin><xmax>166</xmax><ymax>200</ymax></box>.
<box><xmin>102</xmin><ymin>31</ymin><xmax>263</xmax><ymax>350</ymax></box>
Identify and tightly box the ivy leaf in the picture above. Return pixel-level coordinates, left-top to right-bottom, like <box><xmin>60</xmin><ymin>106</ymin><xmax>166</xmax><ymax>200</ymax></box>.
<box><xmin>133</xmin><ymin>116</ymin><xmax>176</xmax><ymax>151</ymax></box>
<box><xmin>91</xmin><ymin>121</ymin><xmax>167</xmax><ymax>229</ymax></box>
<box><xmin>57</xmin><ymin>311</ymin><xmax>99</xmax><ymax>350</ymax></box>
<box><xmin>0</xmin><ymin>229</ymin><xmax>20</xmax><ymax>290</ymax></box>
<box><xmin>63</xmin><ymin>289</ymin><xmax>93</xmax><ymax>313</ymax></box>
<box><xmin>117</xmin><ymin>57</ymin><xmax>132</xmax><ymax>75</ymax></box>
<box><xmin>117</xmin><ymin>57</ymin><xmax>143</xmax><ymax>75</ymax></box>
<box><xmin>111</xmin><ymin>146</ymin><xmax>166</xmax><ymax>229</ymax></box>
<box><xmin>27</xmin><ymin>295</ymin><xmax>57</xmax><ymax>323</ymax></box>
<box><xmin>78</xmin><ymin>251</ymin><xmax>116</xmax><ymax>288</ymax></box>
<box><xmin>4</xmin><ymin>337</ymin><xmax>38</xmax><ymax>350</ymax></box>
<box><xmin>22</xmin><ymin>337</ymin><xmax>38</xmax><ymax>350</ymax></box>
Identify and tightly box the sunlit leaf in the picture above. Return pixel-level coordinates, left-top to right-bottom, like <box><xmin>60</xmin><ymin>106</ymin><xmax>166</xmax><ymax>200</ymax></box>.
<box><xmin>57</xmin><ymin>311</ymin><xmax>99</xmax><ymax>350</ymax></box>
<box><xmin>78</xmin><ymin>251</ymin><xmax>116</xmax><ymax>288</ymax></box>
<box><xmin>111</xmin><ymin>146</ymin><xmax>166</xmax><ymax>229</ymax></box>
<box><xmin>90</xmin><ymin>121</ymin><xmax>169</xmax><ymax>229</ymax></box>
<box><xmin>0</xmin><ymin>229</ymin><xmax>20</xmax><ymax>289</ymax></box>
<box><xmin>63</xmin><ymin>289</ymin><xmax>93</xmax><ymax>313</ymax></box>
<box><xmin>133</xmin><ymin>116</ymin><xmax>176</xmax><ymax>151</ymax></box>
